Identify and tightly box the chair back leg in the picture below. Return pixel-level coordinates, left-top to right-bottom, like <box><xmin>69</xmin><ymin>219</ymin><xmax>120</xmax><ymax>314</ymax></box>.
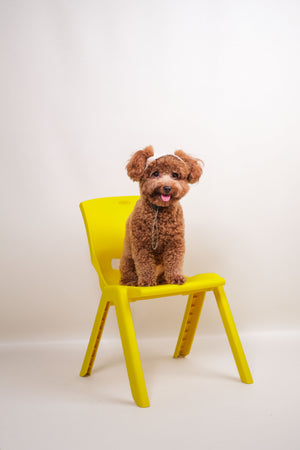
<box><xmin>80</xmin><ymin>296</ymin><xmax>110</xmax><ymax>377</ymax></box>
<box><xmin>174</xmin><ymin>291</ymin><xmax>206</xmax><ymax>358</ymax></box>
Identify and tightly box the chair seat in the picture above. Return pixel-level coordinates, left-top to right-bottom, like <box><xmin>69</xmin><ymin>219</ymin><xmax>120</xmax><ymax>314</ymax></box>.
<box><xmin>123</xmin><ymin>273</ymin><xmax>225</xmax><ymax>301</ymax></box>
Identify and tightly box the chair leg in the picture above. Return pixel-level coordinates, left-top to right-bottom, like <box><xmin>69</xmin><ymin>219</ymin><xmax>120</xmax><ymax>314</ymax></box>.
<box><xmin>213</xmin><ymin>286</ymin><xmax>253</xmax><ymax>384</ymax></box>
<box><xmin>114</xmin><ymin>292</ymin><xmax>150</xmax><ymax>408</ymax></box>
<box><xmin>80</xmin><ymin>296</ymin><xmax>110</xmax><ymax>377</ymax></box>
<box><xmin>174</xmin><ymin>291</ymin><xmax>206</xmax><ymax>358</ymax></box>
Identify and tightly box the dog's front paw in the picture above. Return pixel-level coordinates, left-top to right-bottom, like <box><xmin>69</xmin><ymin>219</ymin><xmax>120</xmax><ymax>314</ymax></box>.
<box><xmin>169</xmin><ymin>274</ymin><xmax>186</xmax><ymax>285</ymax></box>
<box><xmin>138</xmin><ymin>278</ymin><xmax>157</xmax><ymax>287</ymax></box>
<box><xmin>120</xmin><ymin>279</ymin><xmax>138</xmax><ymax>286</ymax></box>
<box><xmin>138</xmin><ymin>282</ymin><xmax>157</xmax><ymax>287</ymax></box>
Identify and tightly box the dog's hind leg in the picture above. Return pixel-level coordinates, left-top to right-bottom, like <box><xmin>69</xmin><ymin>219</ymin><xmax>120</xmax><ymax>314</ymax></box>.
<box><xmin>120</xmin><ymin>231</ymin><xmax>138</xmax><ymax>286</ymax></box>
<box><xmin>120</xmin><ymin>255</ymin><xmax>138</xmax><ymax>286</ymax></box>
<box><xmin>120</xmin><ymin>251</ymin><xmax>138</xmax><ymax>285</ymax></box>
<box><xmin>120</xmin><ymin>242</ymin><xmax>138</xmax><ymax>286</ymax></box>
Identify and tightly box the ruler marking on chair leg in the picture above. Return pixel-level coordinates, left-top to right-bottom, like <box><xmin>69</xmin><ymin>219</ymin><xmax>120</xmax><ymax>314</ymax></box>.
<box><xmin>87</xmin><ymin>302</ymin><xmax>110</xmax><ymax>374</ymax></box>
<box><xmin>179</xmin><ymin>294</ymin><xmax>198</xmax><ymax>355</ymax></box>
<box><xmin>177</xmin><ymin>292</ymin><xmax>205</xmax><ymax>357</ymax></box>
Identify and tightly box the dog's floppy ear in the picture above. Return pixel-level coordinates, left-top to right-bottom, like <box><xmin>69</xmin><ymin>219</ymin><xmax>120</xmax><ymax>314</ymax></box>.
<box><xmin>174</xmin><ymin>150</ymin><xmax>203</xmax><ymax>184</ymax></box>
<box><xmin>126</xmin><ymin>145</ymin><xmax>154</xmax><ymax>181</ymax></box>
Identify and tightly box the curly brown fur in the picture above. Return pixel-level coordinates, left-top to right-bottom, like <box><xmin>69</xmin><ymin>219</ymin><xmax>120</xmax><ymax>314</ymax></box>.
<box><xmin>120</xmin><ymin>146</ymin><xmax>203</xmax><ymax>286</ymax></box>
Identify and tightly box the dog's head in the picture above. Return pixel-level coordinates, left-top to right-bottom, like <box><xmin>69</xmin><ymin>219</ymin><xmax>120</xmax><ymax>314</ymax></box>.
<box><xmin>126</xmin><ymin>145</ymin><xmax>203</xmax><ymax>207</ymax></box>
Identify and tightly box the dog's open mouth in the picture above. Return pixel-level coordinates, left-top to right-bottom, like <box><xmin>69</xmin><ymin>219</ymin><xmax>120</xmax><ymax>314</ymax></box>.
<box><xmin>161</xmin><ymin>194</ymin><xmax>171</xmax><ymax>202</ymax></box>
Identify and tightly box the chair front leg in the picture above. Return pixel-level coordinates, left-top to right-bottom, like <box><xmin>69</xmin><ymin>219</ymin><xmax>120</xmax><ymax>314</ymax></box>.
<box><xmin>114</xmin><ymin>291</ymin><xmax>150</xmax><ymax>407</ymax></box>
<box><xmin>214</xmin><ymin>286</ymin><xmax>253</xmax><ymax>384</ymax></box>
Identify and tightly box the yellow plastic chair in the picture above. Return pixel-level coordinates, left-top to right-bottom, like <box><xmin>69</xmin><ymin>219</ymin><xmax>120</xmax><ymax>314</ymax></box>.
<box><xmin>79</xmin><ymin>196</ymin><xmax>253</xmax><ymax>407</ymax></box>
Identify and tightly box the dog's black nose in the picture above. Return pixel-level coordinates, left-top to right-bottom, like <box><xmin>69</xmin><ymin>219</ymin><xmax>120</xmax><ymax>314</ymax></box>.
<box><xmin>163</xmin><ymin>186</ymin><xmax>172</xmax><ymax>194</ymax></box>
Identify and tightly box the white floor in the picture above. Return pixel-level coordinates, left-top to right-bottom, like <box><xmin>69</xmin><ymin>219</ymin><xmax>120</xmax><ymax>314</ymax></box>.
<box><xmin>0</xmin><ymin>332</ymin><xmax>299</xmax><ymax>450</ymax></box>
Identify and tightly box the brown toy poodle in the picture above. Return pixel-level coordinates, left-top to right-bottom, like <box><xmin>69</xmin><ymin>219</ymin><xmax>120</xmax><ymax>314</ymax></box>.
<box><xmin>120</xmin><ymin>145</ymin><xmax>203</xmax><ymax>286</ymax></box>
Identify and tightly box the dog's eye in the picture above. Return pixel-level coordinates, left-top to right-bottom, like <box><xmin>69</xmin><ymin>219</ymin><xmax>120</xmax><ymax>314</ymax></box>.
<box><xmin>152</xmin><ymin>171</ymin><xmax>159</xmax><ymax>177</ymax></box>
<box><xmin>172</xmin><ymin>172</ymin><xmax>179</xmax><ymax>179</ymax></box>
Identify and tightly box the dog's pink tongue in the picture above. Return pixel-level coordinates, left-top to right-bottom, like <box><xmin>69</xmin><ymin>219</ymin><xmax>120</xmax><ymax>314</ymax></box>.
<box><xmin>161</xmin><ymin>194</ymin><xmax>171</xmax><ymax>202</ymax></box>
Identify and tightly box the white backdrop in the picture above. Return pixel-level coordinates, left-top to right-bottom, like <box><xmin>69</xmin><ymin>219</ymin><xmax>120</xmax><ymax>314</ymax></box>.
<box><xmin>1</xmin><ymin>0</ymin><xmax>299</xmax><ymax>341</ymax></box>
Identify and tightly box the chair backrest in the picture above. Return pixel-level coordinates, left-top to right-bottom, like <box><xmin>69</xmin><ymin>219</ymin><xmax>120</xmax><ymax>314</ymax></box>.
<box><xmin>80</xmin><ymin>196</ymin><xmax>139</xmax><ymax>288</ymax></box>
